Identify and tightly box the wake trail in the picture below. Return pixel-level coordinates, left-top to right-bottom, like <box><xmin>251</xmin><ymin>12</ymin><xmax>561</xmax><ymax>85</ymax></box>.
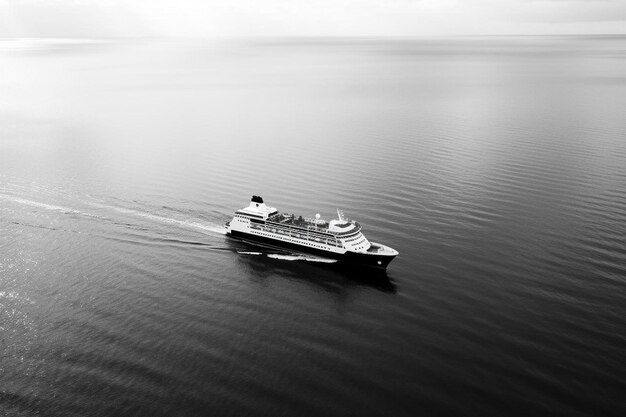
<box><xmin>1</xmin><ymin>194</ymin><xmax>227</xmax><ymax>237</ymax></box>
<box><xmin>4</xmin><ymin>194</ymin><xmax>340</xmax><ymax>264</ymax></box>
<box><xmin>87</xmin><ymin>202</ymin><xmax>227</xmax><ymax>236</ymax></box>
<box><xmin>0</xmin><ymin>195</ymin><xmax>105</xmax><ymax>219</ymax></box>
<box><xmin>236</xmin><ymin>251</ymin><xmax>338</xmax><ymax>263</ymax></box>
<box><xmin>267</xmin><ymin>254</ymin><xmax>338</xmax><ymax>263</ymax></box>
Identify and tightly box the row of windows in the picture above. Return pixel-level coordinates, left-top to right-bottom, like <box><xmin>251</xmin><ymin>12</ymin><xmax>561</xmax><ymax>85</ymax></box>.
<box><xmin>250</xmin><ymin>223</ymin><xmax>342</xmax><ymax>246</ymax></box>
<box><xmin>251</xmin><ymin>230</ymin><xmax>341</xmax><ymax>251</ymax></box>
<box><xmin>265</xmin><ymin>220</ymin><xmax>361</xmax><ymax>239</ymax></box>
<box><xmin>343</xmin><ymin>233</ymin><xmax>364</xmax><ymax>243</ymax></box>
<box><xmin>237</xmin><ymin>215</ymin><xmax>355</xmax><ymax>247</ymax></box>
<box><xmin>266</xmin><ymin>221</ymin><xmax>333</xmax><ymax>239</ymax></box>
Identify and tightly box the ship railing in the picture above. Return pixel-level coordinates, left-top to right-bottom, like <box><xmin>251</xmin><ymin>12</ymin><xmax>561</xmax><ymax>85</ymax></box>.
<box><xmin>266</xmin><ymin>220</ymin><xmax>360</xmax><ymax>237</ymax></box>
<box><xmin>250</xmin><ymin>222</ymin><xmax>343</xmax><ymax>247</ymax></box>
<box><xmin>267</xmin><ymin>213</ymin><xmax>361</xmax><ymax>235</ymax></box>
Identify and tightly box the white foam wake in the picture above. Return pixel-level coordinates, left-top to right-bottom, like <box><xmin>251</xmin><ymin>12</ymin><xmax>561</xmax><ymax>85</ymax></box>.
<box><xmin>1</xmin><ymin>194</ymin><xmax>227</xmax><ymax>236</ymax></box>
<box><xmin>2</xmin><ymin>196</ymin><xmax>75</xmax><ymax>213</ymax></box>
<box><xmin>267</xmin><ymin>254</ymin><xmax>337</xmax><ymax>263</ymax></box>
<box><xmin>88</xmin><ymin>202</ymin><xmax>227</xmax><ymax>235</ymax></box>
<box><xmin>0</xmin><ymin>195</ymin><xmax>101</xmax><ymax>219</ymax></box>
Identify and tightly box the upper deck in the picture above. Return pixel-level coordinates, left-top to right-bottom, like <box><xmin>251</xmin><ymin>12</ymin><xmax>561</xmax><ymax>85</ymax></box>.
<box><xmin>267</xmin><ymin>212</ymin><xmax>361</xmax><ymax>237</ymax></box>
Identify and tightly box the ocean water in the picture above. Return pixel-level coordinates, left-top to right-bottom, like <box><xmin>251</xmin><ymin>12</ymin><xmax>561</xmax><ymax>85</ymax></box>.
<box><xmin>1</xmin><ymin>36</ymin><xmax>625</xmax><ymax>416</ymax></box>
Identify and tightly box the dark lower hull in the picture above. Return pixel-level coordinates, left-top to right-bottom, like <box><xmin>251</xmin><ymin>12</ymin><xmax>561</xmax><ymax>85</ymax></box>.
<box><xmin>229</xmin><ymin>230</ymin><xmax>396</xmax><ymax>269</ymax></box>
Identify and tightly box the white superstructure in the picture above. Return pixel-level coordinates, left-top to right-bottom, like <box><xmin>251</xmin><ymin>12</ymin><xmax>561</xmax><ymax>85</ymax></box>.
<box><xmin>225</xmin><ymin>196</ymin><xmax>399</xmax><ymax>267</ymax></box>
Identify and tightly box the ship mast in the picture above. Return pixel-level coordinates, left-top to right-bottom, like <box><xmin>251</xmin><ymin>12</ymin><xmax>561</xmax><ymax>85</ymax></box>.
<box><xmin>337</xmin><ymin>209</ymin><xmax>345</xmax><ymax>222</ymax></box>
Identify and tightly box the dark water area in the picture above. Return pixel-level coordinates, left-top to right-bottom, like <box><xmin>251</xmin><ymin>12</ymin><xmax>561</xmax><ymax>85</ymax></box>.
<box><xmin>1</xmin><ymin>36</ymin><xmax>626</xmax><ymax>416</ymax></box>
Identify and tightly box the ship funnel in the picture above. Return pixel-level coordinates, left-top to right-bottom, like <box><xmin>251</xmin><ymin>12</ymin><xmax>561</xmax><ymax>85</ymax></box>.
<box><xmin>243</xmin><ymin>195</ymin><xmax>276</xmax><ymax>217</ymax></box>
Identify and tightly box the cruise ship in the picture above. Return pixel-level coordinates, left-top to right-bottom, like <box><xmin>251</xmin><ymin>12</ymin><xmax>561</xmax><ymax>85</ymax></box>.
<box><xmin>225</xmin><ymin>196</ymin><xmax>399</xmax><ymax>268</ymax></box>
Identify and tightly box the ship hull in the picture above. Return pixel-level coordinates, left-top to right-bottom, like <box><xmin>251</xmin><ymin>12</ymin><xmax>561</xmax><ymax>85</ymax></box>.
<box><xmin>229</xmin><ymin>230</ymin><xmax>396</xmax><ymax>269</ymax></box>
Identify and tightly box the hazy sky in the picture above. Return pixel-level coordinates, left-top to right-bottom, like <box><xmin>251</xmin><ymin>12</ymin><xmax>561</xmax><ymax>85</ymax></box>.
<box><xmin>0</xmin><ymin>0</ymin><xmax>624</xmax><ymax>38</ymax></box>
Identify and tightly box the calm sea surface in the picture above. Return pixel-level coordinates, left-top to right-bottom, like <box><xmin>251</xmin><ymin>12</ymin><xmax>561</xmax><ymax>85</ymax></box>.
<box><xmin>1</xmin><ymin>36</ymin><xmax>625</xmax><ymax>416</ymax></box>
